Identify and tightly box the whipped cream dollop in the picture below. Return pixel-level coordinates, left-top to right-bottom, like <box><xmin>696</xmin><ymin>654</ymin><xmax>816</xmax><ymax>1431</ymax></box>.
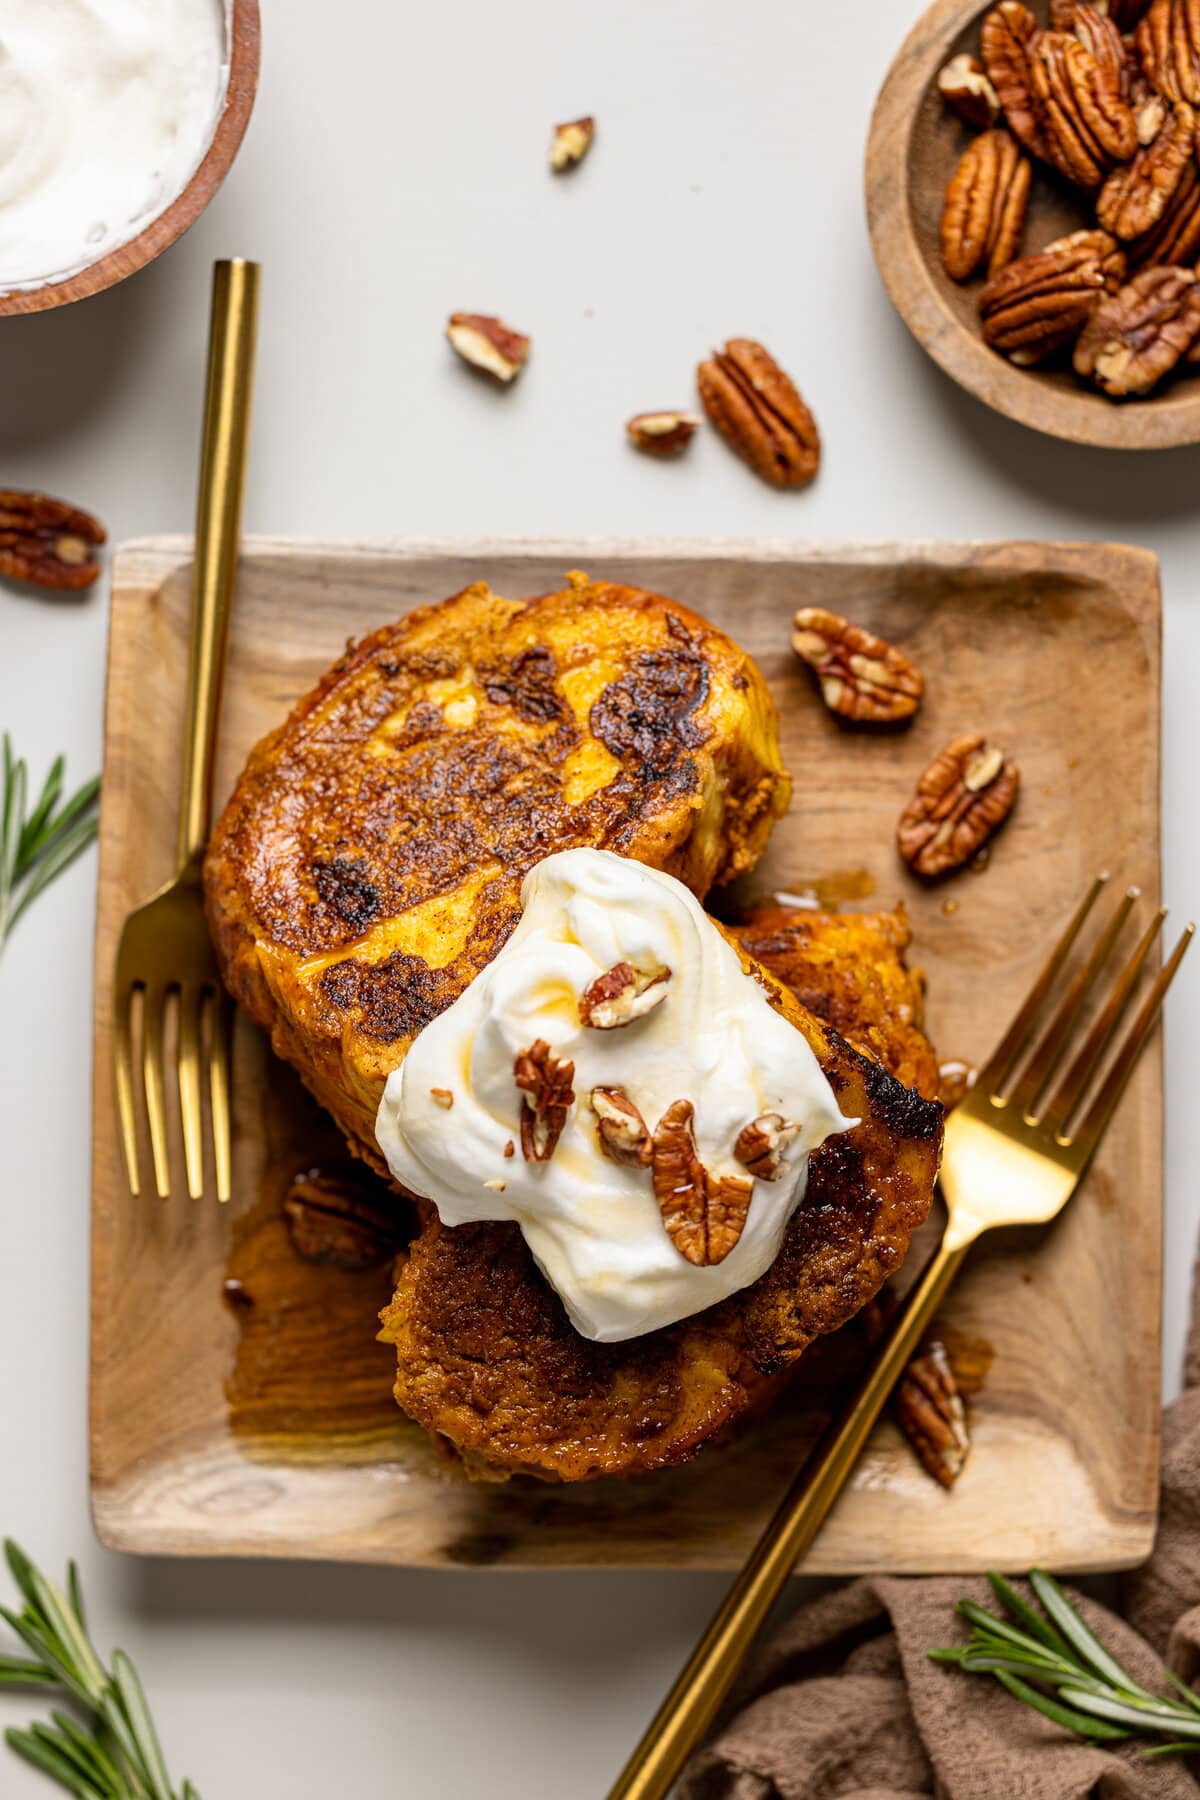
<box><xmin>376</xmin><ymin>849</ymin><xmax>857</xmax><ymax>1343</ymax></box>
<box><xmin>0</xmin><ymin>0</ymin><xmax>228</xmax><ymax>290</ymax></box>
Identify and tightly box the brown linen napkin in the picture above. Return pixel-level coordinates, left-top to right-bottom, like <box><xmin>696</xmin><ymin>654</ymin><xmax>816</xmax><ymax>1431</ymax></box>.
<box><xmin>677</xmin><ymin>1254</ymin><xmax>1200</xmax><ymax>1800</ymax></box>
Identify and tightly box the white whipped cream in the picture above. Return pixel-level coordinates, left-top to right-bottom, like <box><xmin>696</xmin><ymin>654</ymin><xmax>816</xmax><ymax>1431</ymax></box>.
<box><xmin>376</xmin><ymin>850</ymin><xmax>856</xmax><ymax>1343</ymax></box>
<box><xmin>0</xmin><ymin>0</ymin><xmax>228</xmax><ymax>290</ymax></box>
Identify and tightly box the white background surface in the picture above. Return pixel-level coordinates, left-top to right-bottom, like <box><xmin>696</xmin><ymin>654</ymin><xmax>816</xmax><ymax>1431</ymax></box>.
<box><xmin>2</xmin><ymin>2</ymin><xmax>1198</xmax><ymax>1795</ymax></box>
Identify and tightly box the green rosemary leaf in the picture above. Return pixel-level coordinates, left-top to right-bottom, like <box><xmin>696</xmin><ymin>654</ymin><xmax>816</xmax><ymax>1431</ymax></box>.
<box><xmin>995</xmin><ymin>1671</ymin><xmax>1130</xmax><ymax>1742</ymax></box>
<box><xmin>1029</xmin><ymin>1571</ymin><xmax>1152</xmax><ymax>1699</ymax></box>
<box><xmin>927</xmin><ymin>1646</ymin><xmax>970</xmax><ymax>1665</ymax></box>
<box><xmin>959</xmin><ymin>1651</ymin><xmax>1078</xmax><ymax>1681</ymax></box>
<box><xmin>0</xmin><ymin>748</ymin><xmax>101</xmax><ymax>950</ymax></box>
<box><xmin>1162</xmin><ymin>1667</ymin><xmax>1200</xmax><ymax>1715</ymax></box>
<box><xmin>987</xmin><ymin>1572</ymin><xmax>1074</xmax><ymax>1658</ymax></box>
<box><xmin>6</xmin><ymin>810</ymin><xmax>100</xmax><ymax>936</ymax></box>
<box><xmin>109</xmin><ymin>1652</ymin><xmax>173</xmax><ymax>1800</ymax></box>
<box><xmin>50</xmin><ymin>1711</ymin><xmax>126</xmax><ymax>1792</ymax></box>
<box><xmin>68</xmin><ymin>1563</ymin><xmax>87</xmax><ymax>1637</ymax></box>
<box><xmin>18</xmin><ymin>753</ymin><xmax>64</xmax><ymax>867</ymax></box>
<box><xmin>34</xmin><ymin>772</ymin><xmax>101</xmax><ymax>857</ymax></box>
<box><xmin>0</xmin><ymin>1653</ymin><xmax>57</xmax><ymax>1685</ymax></box>
<box><xmin>954</xmin><ymin>1602</ymin><xmax>1076</xmax><ymax>1673</ymax></box>
<box><xmin>1141</xmin><ymin>1741</ymin><xmax>1200</xmax><ymax>1758</ymax></box>
<box><xmin>0</xmin><ymin>750</ymin><xmax>25</xmax><ymax>938</ymax></box>
<box><xmin>6</xmin><ymin>1723</ymin><xmax>108</xmax><ymax>1798</ymax></box>
<box><xmin>1059</xmin><ymin>1687</ymin><xmax>1200</xmax><ymax>1738</ymax></box>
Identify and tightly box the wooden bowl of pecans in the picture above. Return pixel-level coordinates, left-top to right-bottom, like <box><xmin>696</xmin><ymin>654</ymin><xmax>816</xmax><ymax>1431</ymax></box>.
<box><xmin>866</xmin><ymin>0</ymin><xmax>1200</xmax><ymax>448</ymax></box>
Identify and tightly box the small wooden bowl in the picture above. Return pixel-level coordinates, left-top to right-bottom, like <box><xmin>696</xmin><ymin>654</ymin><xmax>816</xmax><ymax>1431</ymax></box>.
<box><xmin>0</xmin><ymin>0</ymin><xmax>260</xmax><ymax>318</ymax></box>
<box><xmin>866</xmin><ymin>0</ymin><xmax>1200</xmax><ymax>449</ymax></box>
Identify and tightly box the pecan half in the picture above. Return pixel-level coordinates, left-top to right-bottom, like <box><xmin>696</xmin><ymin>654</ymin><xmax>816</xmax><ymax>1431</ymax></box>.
<box><xmin>514</xmin><ymin>1039</ymin><xmax>576</xmax><ymax>1162</ymax></box>
<box><xmin>1136</xmin><ymin>0</ymin><xmax>1200</xmax><ymax>103</ymax></box>
<box><xmin>733</xmin><ymin>1113</ymin><xmax>800</xmax><ymax>1181</ymax></box>
<box><xmin>626</xmin><ymin>410</ymin><xmax>700</xmax><ymax>455</ymax></box>
<box><xmin>940</xmin><ymin>129</ymin><xmax>1032</xmax><ymax>281</ymax></box>
<box><xmin>579</xmin><ymin>960</ymin><xmax>671</xmax><ymax>1029</ymax></box>
<box><xmin>1097</xmin><ymin>98</ymin><xmax>1195</xmax><ymax>235</ymax></box>
<box><xmin>1130</xmin><ymin>157</ymin><xmax>1200</xmax><ymax>261</ymax></box>
<box><xmin>979</xmin><ymin>228</ymin><xmax>1126</xmax><ymax>362</ymax></box>
<box><xmin>696</xmin><ymin>338</ymin><xmax>820</xmax><ymax>489</ymax></box>
<box><xmin>446</xmin><ymin>312</ymin><xmax>531</xmax><ymax>383</ymax></box>
<box><xmin>550</xmin><ymin>116</ymin><xmax>595</xmax><ymax>171</ymax></box>
<box><xmin>897</xmin><ymin>735</ymin><xmax>1020</xmax><ymax>879</ymax></box>
<box><xmin>791</xmin><ymin>606</ymin><xmax>924</xmax><ymax>724</ymax></box>
<box><xmin>1032</xmin><ymin>31</ymin><xmax>1137</xmax><ymax>187</ymax></box>
<box><xmin>1074</xmin><ymin>264</ymin><xmax>1200</xmax><ymax>391</ymax></box>
<box><xmin>652</xmin><ymin>1099</ymin><xmax>755</xmax><ymax>1267</ymax></box>
<box><xmin>591</xmin><ymin>1087</ymin><xmax>653</xmax><ymax>1167</ymax></box>
<box><xmin>938</xmin><ymin>53</ymin><xmax>1002</xmax><ymax>127</ymax></box>
<box><xmin>283</xmin><ymin>1168</ymin><xmax>406</xmax><ymax>1270</ymax></box>
<box><xmin>896</xmin><ymin>1339</ymin><xmax>971</xmax><ymax>1488</ymax></box>
<box><xmin>1053</xmin><ymin>0</ymin><xmax>1132</xmax><ymax>97</ymax></box>
<box><xmin>982</xmin><ymin>2</ymin><xmax>1050</xmax><ymax>157</ymax></box>
<box><xmin>0</xmin><ymin>491</ymin><xmax>106</xmax><ymax>590</ymax></box>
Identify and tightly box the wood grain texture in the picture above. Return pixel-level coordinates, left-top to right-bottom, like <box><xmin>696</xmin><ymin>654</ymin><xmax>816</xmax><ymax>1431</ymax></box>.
<box><xmin>91</xmin><ymin>535</ymin><xmax>1163</xmax><ymax>1572</ymax></box>
<box><xmin>0</xmin><ymin>0</ymin><xmax>260</xmax><ymax>317</ymax></box>
<box><xmin>866</xmin><ymin>0</ymin><xmax>1200</xmax><ymax>449</ymax></box>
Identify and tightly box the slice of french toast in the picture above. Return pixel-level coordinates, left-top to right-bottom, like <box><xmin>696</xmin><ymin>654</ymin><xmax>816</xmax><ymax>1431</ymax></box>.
<box><xmin>204</xmin><ymin>574</ymin><xmax>791</xmax><ymax>1163</ymax></box>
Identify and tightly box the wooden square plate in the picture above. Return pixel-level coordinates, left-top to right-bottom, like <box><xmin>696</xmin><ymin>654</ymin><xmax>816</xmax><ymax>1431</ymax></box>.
<box><xmin>92</xmin><ymin>536</ymin><xmax>1162</xmax><ymax>1572</ymax></box>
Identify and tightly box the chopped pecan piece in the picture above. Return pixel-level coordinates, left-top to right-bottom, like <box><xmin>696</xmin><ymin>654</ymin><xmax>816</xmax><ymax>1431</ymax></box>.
<box><xmin>1131</xmin><ymin>158</ymin><xmax>1200</xmax><ymax>262</ymax></box>
<box><xmin>446</xmin><ymin>313</ymin><xmax>531</xmax><ymax>383</ymax></box>
<box><xmin>733</xmin><ymin>1113</ymin><xmax>800</xmax><ymax>1181</ymax></box>
<box><xmin>580</xmin><ymin>960</ymin><xmax>671</xmax><ymax>1029</ymax></box>
<box><xmin>1074</xmin><ymin>264</ymin><xmax>1200</xmax><ymax>392</ymax></box>
<box><xmin>283</xmin><ymin>1168</ymin><xmax>406</xmax><ymax>1270</ymax></box>
<box><xmin>896</xmin><ymin>1339</ymin><xmax>971</xmax><ymax>1488</ymax></box>
<box><xmin>791</xmin><ymin>606</ymin><xmax>924</xmax><ymax>724</ymax></box>
<box><xmin>898</xmin><ymin>735</ymin><xmax>1020</xmax><ymax>880</ymax></box>
<box><xmin>430</xmin><ymin>1087</ymin><xmax>454</xmax><ymax>1109</ymax></box>
<box><xmin>982</xmin><ymin>2</ymin><xmax>1050</xmax><ymax>157</ymax></box>
<box><xmin>0</xmin><ymin>491</ymin><xmax>106</xmax><ymax>590</ymax></box>
<box><xmin>626</xmin><ymin>410</ymin><xmax>700</xmax><ymax>455</ymax></box>
<box><xmin>979</xmin><ymin>228</ymin><xmax>1126</xmax><ymax>363</ymax></box>
<box><xmin>938</xmin><ymin>53</ymin><xmax>1002</xmax><ymax>126</ymax></box>
<box><xmin>696</xmin><ymin>338</ymin><xmax>820</xmax><ymax>489</ymax></box>
<box><xmin>1097</xmin><ymin>99</ymin><xmax>1195</xmax><ymax>236</ymax></box>
<box><xmin>550</xmin><ymin>116</ymin><xmax>595</xmax><ymax>171</ymax></box>
<box><xmin>1032</xmin><ymin>30</ymin><xmax>1137</xmax><ymax>188</ymax></box>
<box><xmin>514</xmin><ymin>1039</ymin><xmax>576</xmax><ymax>1162</ymax></box>
<box><xmin>652</xmin><ymin>1099</ymin><xmax>755</xmax><ymax>1267</ymax></box>
<box><xmin>940</xmin><ymin>129</ymin><xmax>1032</xmax><ymax>281</ymax></box>
<box><xmin>591</xmin><ymin>1087</ymin><xmax>653</xmax><ymax>1167</ymax></box>
<box><xmin>1136</xmin><ymin>0</ymin><xmax>1200</xmax><ymax>103</ymax></box>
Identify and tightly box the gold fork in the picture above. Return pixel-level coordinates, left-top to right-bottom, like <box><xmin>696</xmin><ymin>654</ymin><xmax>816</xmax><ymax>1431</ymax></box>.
<box><xmin>113</xmin><ymin>259</ymin><xmax>259</xmax><ymax>1202</ymax></box>
<box><xmin>609</xmin><ymin>873</ymin><xmax>1193</xmax><ymax>1800</ymax></box>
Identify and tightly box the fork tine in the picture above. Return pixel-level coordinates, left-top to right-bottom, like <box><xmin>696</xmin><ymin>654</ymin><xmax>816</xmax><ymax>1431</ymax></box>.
<box><xmin>114</xmin><ymin>985</ymin><xmax>141</xmax><ymax>1197</ymax></box>
<box><xmin>1041</xmin><ymin>905</ymin><xmax>1167</xmax><ymax>1139</ymax></box>
<box><xmin>976</xmin><ymin>874</ymin><xmax>1110</xmax><ymax>1097</ymax></box>
<box><xmin>1012</xmin><ymin>887</ymin><xmax>1139</xmax><ymax>1123</ymax></box>
<box><xmin>178</xmin><ymin>986</ymin><xmax>205</xmax><ymax>1201</ymax></box>
<box><xmin>142</xmin><ymin>986</ymin><xmax>172</xmax><ymax>1200</ymax></box>
<box><xmin>208</xmin><ymin>987</ymin><xmax>233</xmax><ymax>1204</ymax></box>
<box><xmin>1062</xmin><ymin>923</ymin><xmax>1195</xmax><ymax>1161</ymax></box>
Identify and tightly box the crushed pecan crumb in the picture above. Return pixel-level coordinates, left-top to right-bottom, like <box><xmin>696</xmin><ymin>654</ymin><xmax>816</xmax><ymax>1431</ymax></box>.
<box><xmin>446</xmin><ymin>313</ymin><xmax>530</xmax><ymax>383</ymax></box>
<box><xmin>626</xmin><ymin>411</ymin><xmax>700</xmax><ymax>455</ymax></box>
<box><xmin>514</xmin><ymin>1039</ymin><xmax>576</xmax><ymax>1162</ymax></box>
<box><xmin>430</xmin><ymin>1087</ymin><xmax>454</xmax><ymax>1109</ymax></box>
<box><xmin>550</xmin><ymin>116</ymin><xmax>595</xmax><ymax>171</ymax></box>
<box><xmin>579</xmin><ymin>960</ymin><xmax>671</xmax><ymax>1029</ymax></box>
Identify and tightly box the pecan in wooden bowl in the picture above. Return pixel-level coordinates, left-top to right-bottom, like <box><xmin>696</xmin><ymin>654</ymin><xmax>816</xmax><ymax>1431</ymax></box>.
<box><xmin>868</xmin><ymin>0</ymin><xmax>1200</xmax><ymax>447</ymax></box>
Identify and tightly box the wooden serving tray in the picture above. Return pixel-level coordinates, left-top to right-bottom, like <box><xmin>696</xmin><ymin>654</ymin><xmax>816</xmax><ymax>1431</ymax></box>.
<box><xmin>92</xmin><ymin>536</ymin><xmax>1163</xmax><ymax>1572</ymax></box>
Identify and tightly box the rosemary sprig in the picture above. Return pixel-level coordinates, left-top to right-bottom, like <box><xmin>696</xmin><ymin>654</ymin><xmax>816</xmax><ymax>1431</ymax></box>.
<box><xmin>932</xmin><ymin>1570</ymin><xmax>1200</xmax><ymax>1756</ymax></box>
<box><xmin>0</xmin><ymin>735</ymin><xmax>99</xmax><ymax>952</ymax></box>
<box><xmin>0</xmin><ymin>1540</ymin><xmax>198</xmax><ymax>1799</ymax></box>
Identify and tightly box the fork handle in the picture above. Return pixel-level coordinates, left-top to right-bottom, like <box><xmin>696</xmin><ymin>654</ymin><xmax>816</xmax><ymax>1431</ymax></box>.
<box><xmin>607</xmin><ymin>1231</ymin><xmax>971</xmax><ymax>1800</ymax></box>
<box><xmin>176</xmin><ymin>259</ymin><xmax>260</xmax><ymax>872</ymax></box>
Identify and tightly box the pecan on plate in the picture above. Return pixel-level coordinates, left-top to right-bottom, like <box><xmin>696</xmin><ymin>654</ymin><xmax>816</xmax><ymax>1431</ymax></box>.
<box><xmin>446</xmin><ymin>312</ymin><xmax>530</xmax><ymax>383</ymax></box>
<box><xmin>514</xmin><ymin>1039</ymin><xmax>576</xmax><ymax>1162</ymax></box>
<box><xmin>1131</xmin><ymin>158</ymin><xmax>1200</xmax><ymax>262</ymax></box>
<box><xmin>1074</xmin><ymin>264</ymin><xmax>1200</xmax><ymax>392</ymax></box>
<box><xmin>895</xmin><ymin>1339</ymin><xmax>971</xmax><ymax>1488</ymax></box>
<box><xmin>1136</xmin><ymin>0</ymin><xmax>1200</xmax><ymax>103</ymax></box>
<box><xmin>579</xmin><ymin>960</ymin><xmax>671</xmax><ymax>1029</ymax></box>
<box><xmin>982</xmin><ymin>2</ymin><xmax>1050</xmax><ymax>157</ymax></box>
<box><xmin>696</xmin><ymin>338</ymin><xmax>820</xmax><ymax>490</ymax></box>
<box><xmin>938</xmin><ymin>53</ymin><xmax>1002</xmax><ymax>127</ymax></box>
<box><xmin>1097</xmin><ymin>98</ymin><xmax>1195</xmax><ymax>236</ymax></box>
<box><xmin>979</xmin><ymin>228</ymin><xmax>1126</xmax><ymax>363</ymax></box>
<box><xmin>626</xmin><ymin>410</ymin><xmax>700</xmax><ymax>455</ymax></box>
<box><xmin>283</xmin><ymin>1169</ymin><xmax>407</xmax><ymax>1270</ymax></box>
<box><xmin>652</xmin><ymin>1100</ymin><xmax>754</xmax><ymax>1267</ymax></box>
<box><xmin>0</xmin><ymin>490</ymin><xmax>106</xmax><ymax>590</ymax></box>
<box><xmin>897</xmin><ymin>735</ymin><xmax>1020</xmax><ymax>880</ymax></box>
<box><xmin>940</xmin><ymin>129</ymin><xmax>1032</xmax><ymax>281</ymax></box>
<box><xmin>733</xmin><ymin>1113</ymin><xmax>800</xmax><ymax>1181</ymax></box>
<box><xmin>591</xmin><ymin>1087</ymin><xmax>653</xmax><ymax>1167</ymax></box>
<box><xmin>550</xmin><ymin>116</ymin><xmax>595</xmax><ymax>172</ymax></box>
<box><xmin>791</xmin><ymin>606</ymin><xmax>924</xmax><ymax>724</ymax></box>
<box><xmin>1032</xmin><ymin>31</ymin><xmax>1137</xmax><ymax>187</ymax></box>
